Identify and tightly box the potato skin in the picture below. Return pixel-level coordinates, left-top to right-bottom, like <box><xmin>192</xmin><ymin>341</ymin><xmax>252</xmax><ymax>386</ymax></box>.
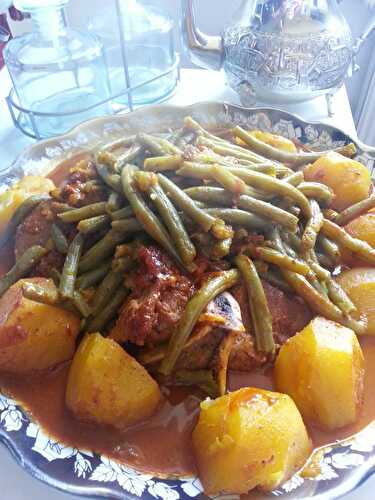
<box><xmin>304</xmin><ymin>152</ymin><xmax>371</xmax><ymax>211</ymax></box>
<box><xmin>192</xmin><ymin>387</ymin><xmax>311</xmax><ymax>495</ymax></box>
<box><xmin>66</xmin><ymin>333</ymin><xmax>161</xmax><ymax>429</ymax></box>
<box><xmin>0</xmin><ymin>278</ymin><xmax>80</xmax><ymax>374</ymax></box>
<box><xmin>337</xmin><ymin>268</ymin><xmax>375</xmax><ymax>335</ymax></box>
<box><xmin>275</xmin><ymin>317</ymin><xmax>365</xmax><ymax>430</ymax></box>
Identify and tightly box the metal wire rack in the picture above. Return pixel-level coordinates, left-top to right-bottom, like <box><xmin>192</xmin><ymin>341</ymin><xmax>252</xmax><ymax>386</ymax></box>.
<box><xmin>6</xmin><ymin>57</ymin><xmax>180</xmax><ymax>140</ymax></box>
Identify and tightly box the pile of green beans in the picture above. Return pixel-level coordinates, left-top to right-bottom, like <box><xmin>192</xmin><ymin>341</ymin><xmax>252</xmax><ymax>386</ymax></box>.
<box><xmin>0</xmin><ymin>115</ymin><xmax>371</xmax><ymax>378</ymax></box>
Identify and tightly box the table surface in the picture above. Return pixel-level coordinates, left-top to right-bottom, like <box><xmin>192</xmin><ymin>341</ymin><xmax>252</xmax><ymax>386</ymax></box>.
<box><xmin>0</xmin><ymin>67</ymin><xmax>373</xmax><ymax>500</ymax></box>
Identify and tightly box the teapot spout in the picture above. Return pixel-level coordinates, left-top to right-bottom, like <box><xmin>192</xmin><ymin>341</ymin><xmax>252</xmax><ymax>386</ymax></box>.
<box><xmin>181</xmin><ymin>0</ymin><xmax>223</xmax><ymax>71</ymax></box>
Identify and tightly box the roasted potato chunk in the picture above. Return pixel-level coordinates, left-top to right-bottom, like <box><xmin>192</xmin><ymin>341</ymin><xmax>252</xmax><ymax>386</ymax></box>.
<box><xmin>192</xmin><ymin>387</ymin><xmax>311</xmax><ymax>495</ymax></box>
<box><xmin>0</xmin><ymin>278</ymin><xmax>80</xmax><ymax>374</ymax></box>
<box><xmin>341</xmin><ymin>213</ymin><xmax>375</xmax><ymax>265</ymax></box>
<box><xmin>337</xmin><ymin>268</ymin><xmax>375</xmax><ymax>335</ymax></box>
<box><xmin>304</xmin><ymin>152</ymin><xmax>371</xmax><ymax>211</ymax></box>
<box><xmin>275</xmin><ymin>317</ymin><xmax>365</xmax><ymax>430</ymax></box>
<box><xmin>66</xmin><ymin>333</ymin><xmax>161</xmax><ymax>429</ymax></box>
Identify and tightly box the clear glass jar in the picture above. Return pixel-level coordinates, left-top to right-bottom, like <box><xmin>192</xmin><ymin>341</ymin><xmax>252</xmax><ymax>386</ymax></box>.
<box><xmin>89</xmin><ymin>0</ymin><xmax>178</xmax><ymax>106</ymax></box>
<box><xmin>4</xmin><ymin>0</ymin><xmax>111</xmax><ymax>138</ymax></box>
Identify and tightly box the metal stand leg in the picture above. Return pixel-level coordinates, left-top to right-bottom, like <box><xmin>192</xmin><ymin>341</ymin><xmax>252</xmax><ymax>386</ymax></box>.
<box><xmin>326</xmin><ymin>92</ymin><xmax>334</xmax><ymax>117</ymax></box>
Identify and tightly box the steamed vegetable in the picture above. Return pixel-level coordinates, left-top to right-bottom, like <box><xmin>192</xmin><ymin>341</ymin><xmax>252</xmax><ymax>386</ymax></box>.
<box><xmin>66</xmin><ymin>333</ymin><xmax>161</xmax><ymax>429</ymax></box>
<box><xmin>275</xmin><ymin>317</ymin><xmax>365</xmax><ymax>430</ymax></box>
<box><xmin>192</xmin><ymin>387</ymin><xmax>312</xmax><ymax>494</ymax></box>
<box><xmin>0</xmin><ymin>278</ymin><xmax>80</xmax><ymax>374</ymax></box>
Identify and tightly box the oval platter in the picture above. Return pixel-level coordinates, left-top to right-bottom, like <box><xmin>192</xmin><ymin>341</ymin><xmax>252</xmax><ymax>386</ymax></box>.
<box><xmin>1</xmin><ymin>101</ymin><xmax>375</xmax><ymax>500</ymax></box>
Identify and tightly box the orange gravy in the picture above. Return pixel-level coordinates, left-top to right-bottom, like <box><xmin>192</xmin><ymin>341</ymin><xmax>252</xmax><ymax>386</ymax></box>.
<box><xmin>1</xmin><ymin>336</ymin><xmax>375</xmax><ymax>477</ymax></box>
<box><xmin>1</xmin><ymin>155</ymin><xmax>375</xmax><ymax>478</ymax></box>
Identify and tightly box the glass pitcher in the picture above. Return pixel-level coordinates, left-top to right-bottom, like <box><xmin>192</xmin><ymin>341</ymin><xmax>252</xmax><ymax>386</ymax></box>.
<box><xmin>88</xmin><ymin>0</ymin><xmax>178</xmax><ymax>107</ymax></box>
<box><xmin>182</xmin><ymin>0</ymin><xmax>375</xmax><ymax>115</ymax></box>
<box><xmin>4</xmin><ymin>0</ymin><xmax>111</xmax><ymax>138</ymax></box>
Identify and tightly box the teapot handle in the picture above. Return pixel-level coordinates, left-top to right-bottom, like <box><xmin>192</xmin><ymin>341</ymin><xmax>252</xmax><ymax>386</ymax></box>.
<box><xmin>181</xmin><ymin>0</ymin><xmax>223</xmax><ymax>71</ymax></box>
<box><xmin>354</xmin><ymin>14</ymin><xmax>375</xmax><ymax>53</ymax></box>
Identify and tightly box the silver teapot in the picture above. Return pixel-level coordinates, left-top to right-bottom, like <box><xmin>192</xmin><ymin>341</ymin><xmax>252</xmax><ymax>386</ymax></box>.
<box><xmin>182</xmin><ymin>0</ymin><xmax>375</xmax><ymax>115</ymax></box>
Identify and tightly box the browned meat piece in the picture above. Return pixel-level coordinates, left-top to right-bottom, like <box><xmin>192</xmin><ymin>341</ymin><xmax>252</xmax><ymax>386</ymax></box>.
<box><xmin>109</xmin><ymin>245</ymin><xmax>195</xmax><ymax>347</ymax></box>
<box><xmin>15</xmin><ymin>201</ymin><xmax>54</xmax><ymax>259</ymax></box>
<box><xmin>57</xmin><ymin>160</ymin><xmax>107</xmax><ymax>207</ymax></box>
<box><xmin>230</xmin><ymin>281</ymin><xmax>312</xmax><ymax>371</ymax></box>
<box><xmin>138</xmin><ymin>324</ymin><xmax>227</xmax><ymax>372</ymax></box>
<box><xmin>14</xmin><ymin>200</ymin><xmax>67</xmax><ymax>277</ymax></box>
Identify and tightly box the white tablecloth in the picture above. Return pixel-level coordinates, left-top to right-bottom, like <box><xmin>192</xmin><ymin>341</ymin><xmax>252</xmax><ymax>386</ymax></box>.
<box><xmin>0</xmin><ymin>68</ymin><xmax>373</xmax><ymax>500</ymax></box>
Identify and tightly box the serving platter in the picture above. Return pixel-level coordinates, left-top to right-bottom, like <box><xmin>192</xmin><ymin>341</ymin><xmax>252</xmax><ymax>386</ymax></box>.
<box><xmin>1</xmin><ymin>101</ymin><xmax>375</xmax><ymax>500</ymax></box>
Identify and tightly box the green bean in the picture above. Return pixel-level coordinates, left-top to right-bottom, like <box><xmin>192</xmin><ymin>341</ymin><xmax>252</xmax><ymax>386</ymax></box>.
<box><xmin>92</xmin><ymin>269</ymin><xmax>124</xmax><ymax>314</ymax></box>
<box><xmin>72</xmin><ymin>290</ymin><xmax>92</xmax><ymax>318</ymax></box>
<box><xmin>335</xmin><ymin>195</ymin><xmax>375</xmax><ymax>226</ymax></box>
<box><xmin>144</xmin><ymin>155</ymin><xmax>183</xmax><ymax>172</ymax></box>
<box><xmin>138</xmin><ymin>133</ymin><xmax>182</xmax><ymax>156</ymax></box>
<box><xmin>322</xmin><ymin>219</ymin><xmax>375</xmax><ymax>265</ymax></box>
<box><xmin>255</xmin><ymin>266</ymin><xmax>293</xmax><ymax>294</ymax></box>
<box><xmin>211</xmin><ymin>237</ymin><xmax>232</xmax><ymax>259</ymax></box>
<box><xmin>0</xmin><ymin>245</ymin><xmax>48</xmax><ymax>297</ymax></box>
<box><xmin>193</xmin><ymin>148</ymin><xmax>276</xmax><ymax>173</ymax></box>
<box><xmin>298</xmin><ymin>182</ymin><xmax>334</xmax><ymax>206</ymax></box>
<box><xmin>307</xmin><ymin>250</ymin><xmax>331</xmax><ymax>281</ymax></box>
<box><xmin>116</xmin><ymin>144</ymin><xmax>143</xmax><ymax>171</ymax></box>
<box><xmin>86</xmin><ymin>285</ymin><xmax>129</xmax><ymax>333</ymax></box>
<box><xmin>178</xmin><ymin>162</ymin><xmax>264</xmax><ymax>199</ymax></box>
<box><xmin>51</xmin><ymin>202</ymin><xmax>74</xmax><ymax>213</ymax></box>
<box><xmin>281</xmin><ymin>269</ymin><xmax>366</xmax><ymax>334</ymax></box>
<box><xmin>209</xmin><ymin>164</ymin><xmax>248</xmax><ymax>195</ymax></box>
<box><xmin>77</xmin><ymin>214</ymin><xmax>110</xmax><ymax>234</ymax></box>
<box><xmin>102</xmin><ymin>135</ymin><xmax>137</xmax><ymax>152</ymax></box>
<box><xmin>0</xmin><ymin>194</ymin><xmax>50</xmax><ymax>248</ymax></box>
<box><xmin>235</xmin><ymin>255</ymin><xmax>275</xmax><ymax>354</ymax></box>
<box><xmin>121</xmin><ymin>165</ymin><xmax>183</xmax><ymax>266</ymax></box>
<box><xmin>157</xmin><ymin>173</ymin><xmax>219</xmax><ymax>233</ymax></box>
<box><xmin>51</xmin><ymin>223</ymin><xmax>69</xmax><ymax>254</ymax></box>
<box><xmin>111</xmin><ymin>217</ymin><xmax>143</xmax><ymax>233</ymax></box>
<box><xmin>112</xmin><ymin>256</ymin><xmax>134</xmax><ymax>273</ymax></box>
<box><xmin>174</xmin><ymin>370</ymin><xmax>219</xmax><ymax>398</ymax></box>
<box><xmin>184</xmin><ymin>116</ymin><xmax>228</xmax><ymax>144</ymax></box>
<box><xmin>233</xmin><ymin>126</ymin><xmax>357</xmax><ymax>166</ymax></box>
<box><xmin>283</xmin><ymin>171</ymin><xmax>304</xmax><ymax>186</ymax></box>
<box><xmin>22</xmin><ymin>282</ymin><xmax>59</xmax><ymax>305</ymax></box>
<box><xmin>96</xmin><ymin>150</ymin><xmax>117</xmax><ymax>170</ymax></box>
<box><xmin>183</xmin><ymin>162</ymin><xmax>309</xmax><ymax>213</ymax></box>
<box><xmin>79</xmin><ymin>230</ymin><xmax>127</xmax><ymax>273</ymax></box>
<box><xmin>196</xmin><ymin>135</ymin><xmax>267</xmax><ymax>164</ymax></box>
<box><xmin>106</xmin><ymin>192</ymin><xmax>122</xmax><ymax>212</ymax></box>
<box><xmin>249</xmin><ymin>246</ymin><xmax>310</xmax><ymax>275</ymax></box>
<box><xmin>316</xmin><ymin>251</ymin><xmax>335</xmax><ymax>269</ymax></box>
<box><xmin>326</xmin><ymin>278</ymin><xmax>357</xmax><ymax>315</ymax></box>
<box><xmin>323</xmin><ymin>208</ymin><xmax>340</xmax><ymax>221</ymax></box>
<box><xmin>160</xmin><ymin>269</ymin><xmax>240</xmax><ymax>375</ymax></box>
<box><xmin>301</xmin><ymin>200</ymin><xmax>323</xmax><ymax>254</ymax></box>
<box><xmin>318</xmin><ymin>234</ymin><xmax>341</xmax><ymax>264</ymax></box>
<box><xmin>59</xmin><ymin>233</ymin><xmax>84</xmax><ymax>299</ymax></box>
<box><xmin>76</xmin><ymin>260</ymin><xmax>112</xmax><ymax>289</ymax></box>
<box><xmin>95</xmin><ymin>163</ymin><xmax>123</xmax><ymax>193</ymax></box>
<box><xmin>184</xmin><ymin>186</ymin><xmax>297</xmax><ymax>231</ymax></box>
<box><xmin>148</xmin><ymin>180</ymin><xmax>196</xmax><ymax>265</ymax></box>
<box><xmin>110</xmin><ymin>205</ymin><xmax>133</xmax><ymax>220</ymax></box>
<box><xmin>204</xmin><ymin>208</ymin><xmax>268</xmax><ymax>230</ymax></box>
<box><xmin>58</xmin><ymin>202</ymin><xmax>108</xmax><ymax>223</ymax></box>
